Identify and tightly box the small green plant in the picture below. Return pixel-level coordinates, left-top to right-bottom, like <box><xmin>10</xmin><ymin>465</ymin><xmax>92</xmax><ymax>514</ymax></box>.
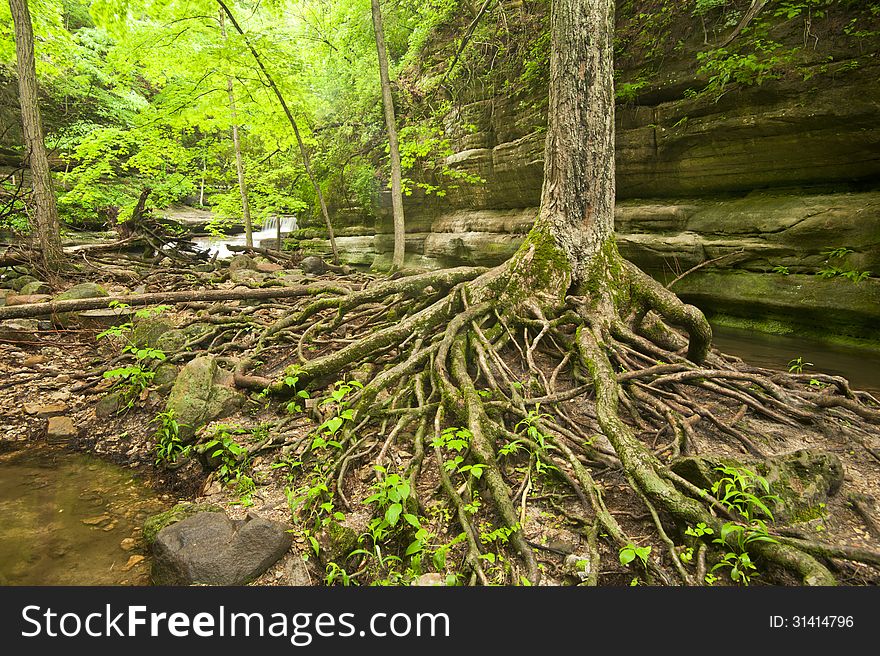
<box><xmin>711</xmin><ymin>550</ymin><xmax>757</xmax><ymax>585</ymax></box>
<box><xmin>619</xmin><ymin>543</ymin><xmax>652</xmax><ymax>569</ymax></box>
<box><xmin>685</xmin><ymin>522</ymin><xmax>715</xmax><ymax>538</ymax></box>
<box><xmin>788</xmin><ymin>357</ymin><xmax>813</xmax><ymax>374</ymax></box>
<box><xmin>362</xmin><ymin>465</ymin><xmax>418</xmax><ymax>544</ymax></box>
<box><xmin>153</xmin><ymin>409</ymin><xmax>188</xmax><ymax>464</ymax></box>
<box><xmin>772</xmin><ymin>265</ymin><xmax>790</xmax><ymax>275</ymax></box>
<box><xmin>311</xmin><ymin>379</ymin><xmax>363</xmax><ymax>451</ymax></box>
<box><xmin>282</xmin><ymin>372</ymin><xmax>310</xmax><ymax>414</ymax></box>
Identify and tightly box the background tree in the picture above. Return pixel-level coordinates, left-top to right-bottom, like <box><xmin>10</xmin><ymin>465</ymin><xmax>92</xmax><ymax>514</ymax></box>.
<box><xmin>8</xmin><ymin>0</ymin><xmax>63</xmax><ymax>270</ymax></box>
<box><xmin>371</xmin><ymin>0</ymin><xmax>405</xmax><ymax>270</ymax></box>
<box><xmin>220</xmin><ymin>11</ymin><xmax>253</xmax><ymax>248</ymax></box>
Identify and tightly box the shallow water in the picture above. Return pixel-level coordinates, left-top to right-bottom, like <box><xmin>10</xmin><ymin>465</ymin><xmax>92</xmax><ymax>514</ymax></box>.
<box><xmin>0</xmin><ymin>449</ymin><xmax>168</xmax><ymax>585</ymax></box>
<box><xmin>711</xmin><ymin>324</ymin><xmax>880</xmax><ymax>395</ymax></box>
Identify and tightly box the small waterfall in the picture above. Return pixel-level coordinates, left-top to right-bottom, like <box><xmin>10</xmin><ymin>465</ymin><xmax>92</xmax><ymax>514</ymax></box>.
<box><xmin>262</xmin><ymin>215</ymin><xmax>298</xmax><ymax>235</ymax></box>
<box><xmin>192</xmin><ymin>213</ymin><xmax>299</xmax><ymax>259</ymax></box>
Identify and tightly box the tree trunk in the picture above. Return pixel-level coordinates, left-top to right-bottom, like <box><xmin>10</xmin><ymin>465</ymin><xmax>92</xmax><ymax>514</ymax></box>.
<box><xmin>8</xmin><ymin>0</ymin><xmax>63</xmax><ymax>271</ymax></box>
<box><xmin>215</xmin><ymin>0</ymin><xmax>339</xmax><ymax>264</ymax></box>
<box><xmin>220</xmin><ymin>13</ymin><xmax>253</xmax><ymax>248</ymax></box>
<box><xmin>535</xmin><ymin>0</ymin><xmax>616</xmax><ymax>286</ymax></box>
<box><xmin>370</xmin><ymin>0</ymin><xmax>406</xmax><ymax>270</ymax></box>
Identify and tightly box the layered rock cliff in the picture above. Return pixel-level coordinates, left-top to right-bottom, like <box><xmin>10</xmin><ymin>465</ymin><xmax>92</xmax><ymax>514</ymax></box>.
<box><xmin>294</xmin><ymin>0</ymin><xmax>880</xmax><ymax>340</ymax></box>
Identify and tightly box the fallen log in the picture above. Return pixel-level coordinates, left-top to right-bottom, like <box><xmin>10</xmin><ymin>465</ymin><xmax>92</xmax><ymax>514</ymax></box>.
<box><xmin>0</xmin><ymin>282</ymin><xmax>350</xmax><ymax>320</ymax></box>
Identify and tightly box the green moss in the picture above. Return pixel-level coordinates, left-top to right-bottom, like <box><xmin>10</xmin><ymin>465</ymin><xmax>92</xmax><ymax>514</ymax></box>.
<box><xmin>143</xmin><ymin>502</ymin><xmax>224</xmax><ymax>544</ymax></box>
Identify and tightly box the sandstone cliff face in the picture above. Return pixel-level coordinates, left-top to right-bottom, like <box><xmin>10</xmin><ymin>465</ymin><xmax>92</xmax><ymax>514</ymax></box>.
<box><xmin>297</xmin><ymin>1</ymin><xmax>880</xmax><ymax>340</ymax></box>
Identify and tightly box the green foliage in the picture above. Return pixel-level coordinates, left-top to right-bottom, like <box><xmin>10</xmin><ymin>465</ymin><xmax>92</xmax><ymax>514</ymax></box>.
<box><xmin>619</xmin><ymin>543</ymin><xmax>652</xmax><ymax>569</ymax></box>
<box><xmin>152</xmin><ymin>408</ymin><xmax>188</xmax><ymax>464</ymax></box>
<box><xmin>706</xmin><ymin>465</ymin><xmax>781</xmax><ymax>586</ymax></box>
<box><xmin>696</xmin><ymin>41</ymin><xmax>788</xmax><ymax>98</ymax></box>
<box><xmin>788</xmin><ymin>357</ymin><xmax>813</xmax><ymax>374</ymax></box>
<box><xmin>96</xmin><ymin>303</ymin><xmax>169</xmax><ymax>409</ymax></box>
<box><xmin>711</xmin><ymin>464</ymin><xmax>780</xmax><ymax>522</ymax></box>
<box><xmin>311</xmin><ymin>379</ymin><xmax>363</xmax><ymax>451</ymax></box>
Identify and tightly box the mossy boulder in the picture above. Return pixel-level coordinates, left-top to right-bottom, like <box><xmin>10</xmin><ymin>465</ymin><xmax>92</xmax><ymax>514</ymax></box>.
<box><xmin>11</xmin><ymin>275</ymin><xmax>39</xmax><ymax>292</ymax></box>
<box><xmin>20</xmin><ymin>280</ymin><xmax>51</xmax><ymax>295</ymax></box>
<box><xmin>317</xmin><ymin>519</ymin><xmax>359</xmax><ymax>565</ymax></box>
<box><xmin>95</xmin><ymin>391</ymin><xmax>124</xmax><ymax>418</ymax></box>
<box><xmin>229</xmin><ymin>254</ymin><xmax>256</xmax><ymax>271</ymax></box>
<box><xmin>131</xmin><ymin>318</ymin><xmax>174</xmax><ymax>348</ymax></box>
<box><xmin>152</xmin><ymin>362</ymin><xmax>179</xmax><ymax>391</ymax></box>
<box><xmin>143</xmin><ymin>502</ymin><xmax>225</xmax><ymax>544</ymax></box>
<box><xmin>165</xmin><ymin>355</ymin><xmax>244</xmax><ymax>442</ymax></box>
<box><xmin>54</xmin><ymin>282</ymin><xmax>108</xmax><ymax>301</ymax></box>
<box><xmin>671</xmin><ymin>449</ymin><xmax>844</xmax><ymax>524</ymax></box>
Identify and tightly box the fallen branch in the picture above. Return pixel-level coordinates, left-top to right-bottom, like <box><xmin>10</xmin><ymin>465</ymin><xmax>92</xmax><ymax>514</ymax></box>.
<box><xmin>0</xmin><ymin>283</ymin><xmax>349</xmax><ymax>320</ymax></box>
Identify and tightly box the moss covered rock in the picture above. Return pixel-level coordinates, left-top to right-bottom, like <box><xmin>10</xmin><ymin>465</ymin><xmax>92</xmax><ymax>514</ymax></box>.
<box><xmin>54</xmin><ymin>282</ymin><xmax>108</xmax><ymax>301</ymax></box>
<box><xmin>165</xmin><ymin>355</ymin><xmax>244</xmax><ymax>442</ymax></box>
<box><xmin>317</xmin><ymin>519</ymin><xmax>359</xmax><ymax>565</ymax></box>
<box><xmin>672</xmin><ymin>449</ymin><xmax>844</xmax><ymax>525</ymax></box>
<box><xmin>142</xmin><ymin>502</ymin><xmax>225</xmax><ymax>544</ymax></box>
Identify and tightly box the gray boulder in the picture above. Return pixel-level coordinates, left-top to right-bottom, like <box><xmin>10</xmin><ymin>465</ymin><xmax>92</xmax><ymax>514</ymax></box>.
<box><xmin>150</xmin><ymin>512</ymin><xmax>291</xmax><ymax>585</ymax></box>
<box><xmin>300</xmin><ymin>255</ymin><xmax>327</xmax><ymax>275</ymax></box>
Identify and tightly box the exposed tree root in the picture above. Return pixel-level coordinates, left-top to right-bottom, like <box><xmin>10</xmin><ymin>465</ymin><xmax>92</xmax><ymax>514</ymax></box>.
<box><xmin>194</xmin><ymin>248</ymin><xmax>880</xmax><ymax>587</ymax></box>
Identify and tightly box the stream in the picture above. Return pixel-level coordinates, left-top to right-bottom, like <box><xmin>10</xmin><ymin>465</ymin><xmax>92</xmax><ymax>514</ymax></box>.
<box><xmin>0</xmin><ymin>448</ymin><xmax>168</xmax><ymax>585</ymax></box>
<box><xmin>712</xmin><ymin>324</ymin><xmax>880</xmax><ymax>396</ymax></box>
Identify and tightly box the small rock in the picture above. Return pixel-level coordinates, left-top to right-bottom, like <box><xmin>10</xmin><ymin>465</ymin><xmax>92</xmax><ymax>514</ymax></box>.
<box><xmin>54</xmin><ymin>282</ymin><xmax>108</xmax><ymax>301</ymax></box>
<box><xmin>46</xmin><ymin>415</ymin><xmax>77</xmax><ymax>442</ymax></box>
<box><xmin>22</xmin><ymin>355</ymin><xmax>48</xmax><ymax>367</ymax></box>
<box><xmin>149</xmin><ymin>512</ymin><xmax>292</xmax><ymax>585</ymax></box>
<box><xmin>120</xmin><ymin>538</ymin><xmax>137</xmax><ymax>552</ymax></box>
<box><xmin>0</xmin><ymin>319</ymin><xmax>39</xmax><ymax>342</ymax></box>
<box><xmin>25</xmin><ymin>402</ymin><xmax>68</xmax><ymax>417</ymax></box>
<box><xmin>11</xmin><ymin>275</ymin><xmax>39</xmax><ymax>292</ymax></box>
<box><xmin>82</xmin><ymin>514</ymin><xmax>112</xmax><ymax>526</ymax></box>
<box><xmin>412</xmin><ymin>573</ymin><xmax>447</xmax><ymax>587</ymax></box>
<box><xmin>255</xmin><ymin>261</ymin><xmax>282</xmax><ymax>273</ymax></box>
<box><xmin>229</xmin><ymin>254</ymin><xmax>257</xmax><ymax>272</ymax></box>
<box><xmin>301</xmin><ymin>256</ymin><xmax>327</xmax><ymax>275</ymax></box>
<box><xmin>122</xmin><ymin>555</ymin><xmax>145</xmax><ymax>571</ymax></box>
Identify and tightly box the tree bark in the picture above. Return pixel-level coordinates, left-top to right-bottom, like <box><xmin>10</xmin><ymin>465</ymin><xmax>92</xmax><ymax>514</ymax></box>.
<box><xmin>536</xmin><ymin>0</ymin><xmax>616</xmax><ymax>286</ymax></box>
<box><xmin>220</xmin><ymin>12</ymin><xmax>253</xmax><ymax>248</ymax></box>
<box><xmin>215</xmin><ymin>0</ymin><xmax>339</xmax><ymax>264</ymax></box>
<box><xmin>8</xmin><ymin>0</ymin><xmax>63</xmax><ymax>271</ymax></box>
<box><xmin>370</xmin><ymin>0</ymin><xmax>406</xmax><ymax>270</ymax></box>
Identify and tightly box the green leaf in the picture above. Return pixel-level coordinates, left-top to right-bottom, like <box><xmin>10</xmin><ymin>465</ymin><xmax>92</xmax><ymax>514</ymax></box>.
<box><xmin>385</xmin><ymin>503</ymin><xmax>402</xmax><ymax>527</ymax></box>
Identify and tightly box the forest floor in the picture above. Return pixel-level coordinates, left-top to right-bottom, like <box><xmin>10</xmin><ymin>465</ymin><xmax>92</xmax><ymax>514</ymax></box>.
<box><xmin>2</xmin><ymin>252</ymin><xmax>880</xmax><ymax>587</ymax></box>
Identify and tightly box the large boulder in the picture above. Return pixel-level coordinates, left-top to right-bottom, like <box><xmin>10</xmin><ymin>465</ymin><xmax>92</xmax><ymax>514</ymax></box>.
<box><xmin>165</xmin><ymin>355</ymin><xmax>243</xmax><ymax>441</ymax></box>
<box><xmin>671</xmin><ymin>449</ymin><xmax>844</xmax><ymax>524</ymax></box>
<box><xmin>149</xmin><ymin>511</ymin><xmax>291</xmax><ymax>585</ymax></box>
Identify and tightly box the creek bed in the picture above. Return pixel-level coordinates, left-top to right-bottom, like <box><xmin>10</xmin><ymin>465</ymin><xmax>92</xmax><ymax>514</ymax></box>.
<box><xmin>0</xmin><ymin>448</ymin><xmax>169</xmax><ymax>585</ymax></box>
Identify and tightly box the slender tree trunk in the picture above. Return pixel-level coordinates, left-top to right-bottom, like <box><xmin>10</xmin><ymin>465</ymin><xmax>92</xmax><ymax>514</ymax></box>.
<box><xmin>370</xmin><ymin>0</ymin><xmax>405</xmax><ymax>270</ymax></box>
<box><xmin>535</xmin><ymin>0</ymin><xmax>616</xmax><ymax>286</ymax></box>
<box><xmin>8</xmin><ymin>0</ymin><xmax>63</xmax><ymax>271</ymax></box>
<box><xmin>215</xmin><ymin>0</ymin><xmax>339</xmax><ymax>264</ymax></box>
<box><xmin>220</xmin><ymin>13</ymin><xmax>253</xmax><ymax>248</ymax></box>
